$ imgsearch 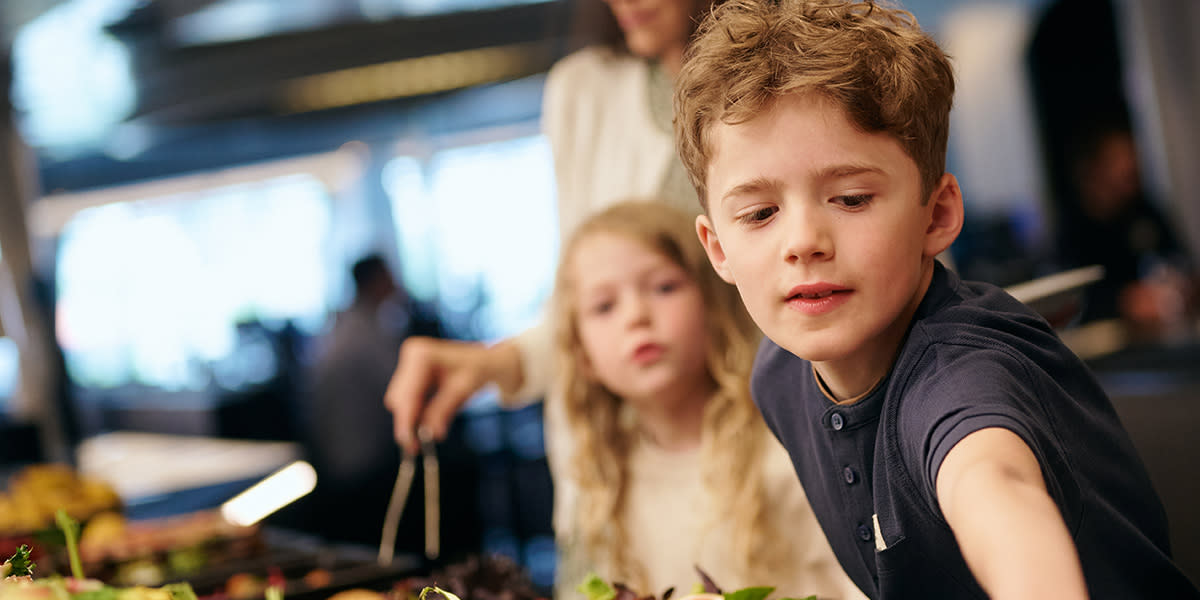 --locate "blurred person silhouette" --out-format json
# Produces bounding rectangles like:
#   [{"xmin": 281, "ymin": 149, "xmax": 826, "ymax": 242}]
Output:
[
  {"xmin": 304, "ymin": 253, "xmax": 412, "ymax": 545},
  {"xmin": 1059, "ymin": 117, "xmax": 1195, "ymax": 329},
  {"xmin": 1027, "ymin": 0, "xmax": 1196, "ymax": 331}
]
